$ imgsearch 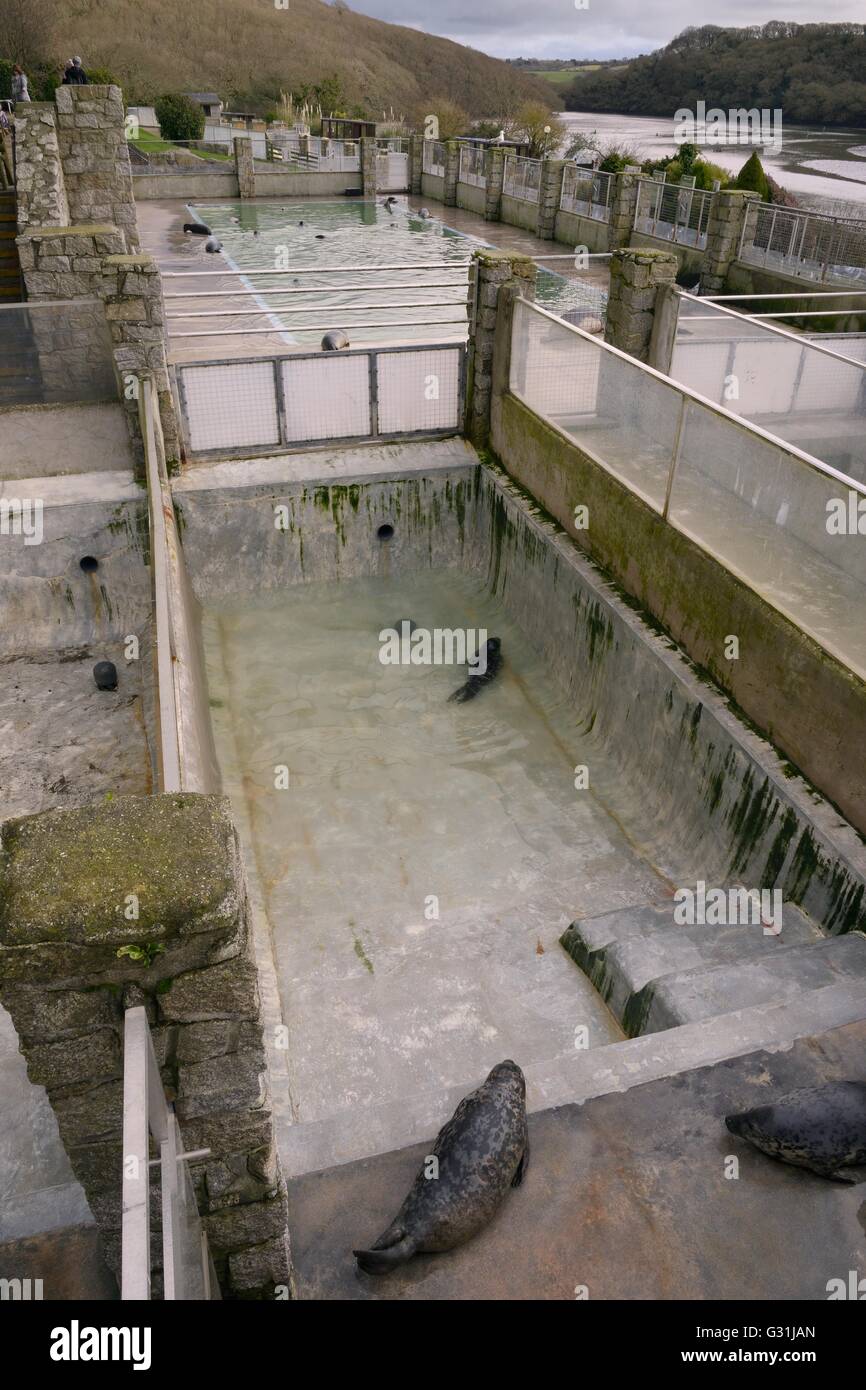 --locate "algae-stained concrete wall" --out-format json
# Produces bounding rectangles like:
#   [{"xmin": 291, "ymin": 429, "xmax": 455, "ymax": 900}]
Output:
[
  {"xmin": 456, "ymin": 181, "xmax": 486, "ymax": 216},
  {"xmin": 501, "ymin": 194, "xmax": 539, "ymax": 234},
  {"xmin": 490, "ymin": 390, "xmax": 866, "ymax": 836},
  {"xmin": 421, "ymin": 172, "xmax": 445, "ymax": 203},
  {"xmin": 132, "ymin": 172, "xmax": 239, "ymax": 200},
  {"xmin": 468, "ymin": 465, "xmax": 866, "ymax": 931}
]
